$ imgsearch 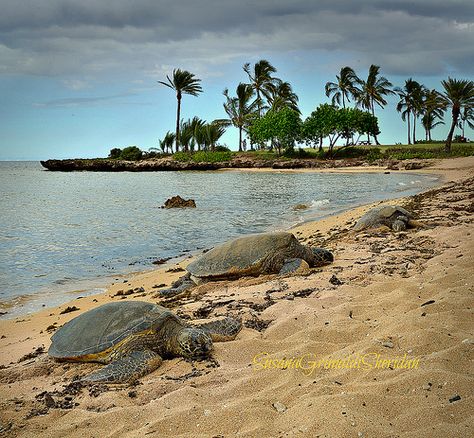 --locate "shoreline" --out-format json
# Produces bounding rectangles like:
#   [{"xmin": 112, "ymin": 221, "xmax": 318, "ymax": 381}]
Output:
[
  {"xmin": 0, "ymin": 167, "xmax": 441, "ymax": 321},
  {"xmin": 0, "ymin": 156, "xmax": 472, "ymax": 437},
  {"xmin": 0, "ymin": 158, "xmax": 468, "ymax": 352}
]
